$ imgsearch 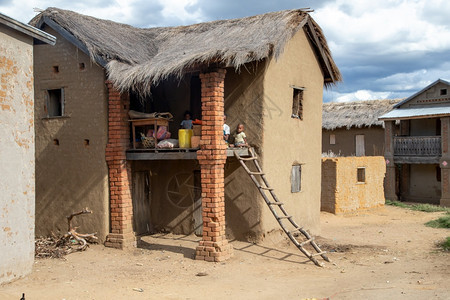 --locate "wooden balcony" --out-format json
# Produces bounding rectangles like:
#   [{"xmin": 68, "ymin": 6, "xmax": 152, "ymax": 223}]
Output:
[{"xmin": 393, "ymin": 136, "xmax": 441, "ymax": 164}]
